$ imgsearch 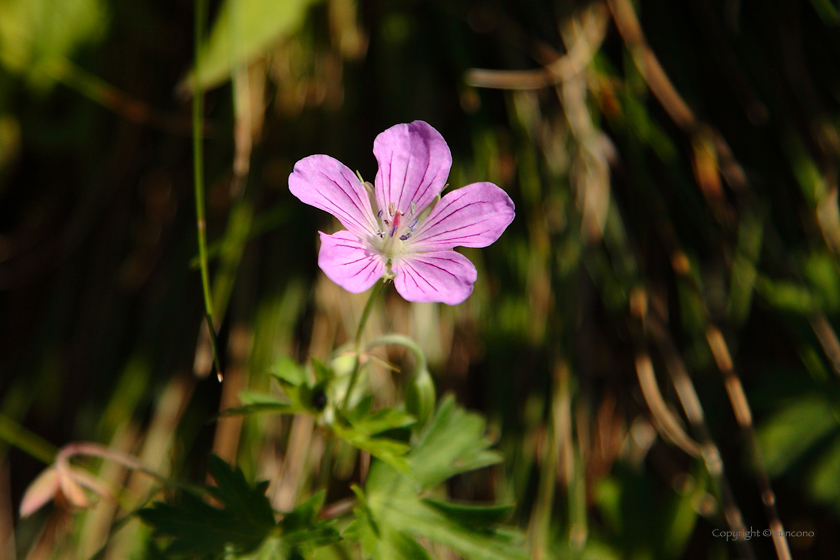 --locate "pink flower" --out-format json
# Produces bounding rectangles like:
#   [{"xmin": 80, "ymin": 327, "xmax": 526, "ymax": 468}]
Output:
[{"xmin": 289, "ymin": 121, "xmax": 515, "ymax": 305}]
